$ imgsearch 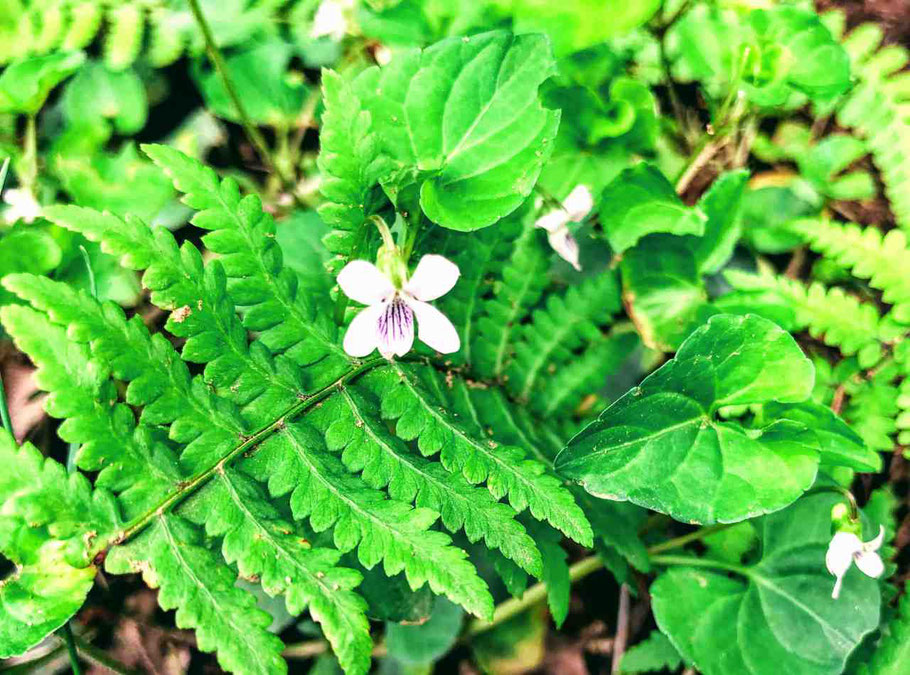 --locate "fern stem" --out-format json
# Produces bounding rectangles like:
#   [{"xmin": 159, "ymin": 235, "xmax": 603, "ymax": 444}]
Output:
[
  {"xmin": 87, "ymin": 356, "xmax": 389, "ymax": 562},
  {"xmin": 185, "ymin": 0, "xmax": 291, "ymax": 186},
  {"xmin": 59, "ymin": 623, "xmax": 82, "ymax": 675},
  {"xmin": 22, "ymin": 114, "xmax": 37, "ymax": 190}
]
